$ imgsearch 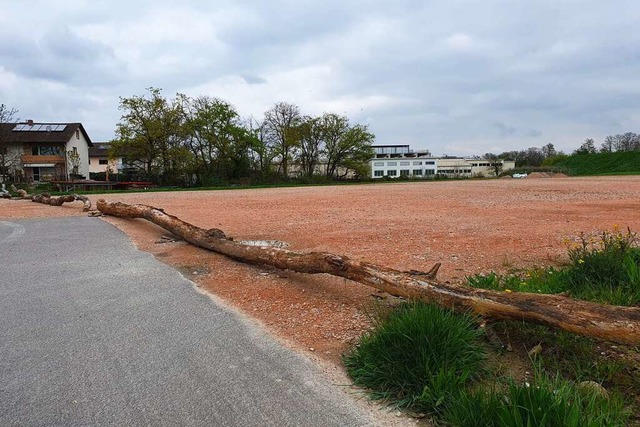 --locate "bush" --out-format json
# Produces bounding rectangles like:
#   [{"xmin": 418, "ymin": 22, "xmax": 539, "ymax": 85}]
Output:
[{"xmin": 343, "ymin": 302, "xmax": 485, "ymax": 413}]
